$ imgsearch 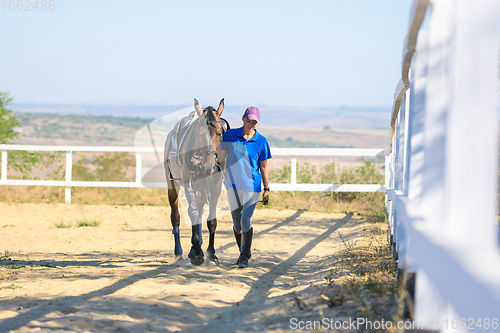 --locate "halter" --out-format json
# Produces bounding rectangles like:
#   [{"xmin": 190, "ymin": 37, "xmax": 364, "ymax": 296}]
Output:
[{"xmin": 188, "ymin": 115, "xmax": 222, "ymax": 171}]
